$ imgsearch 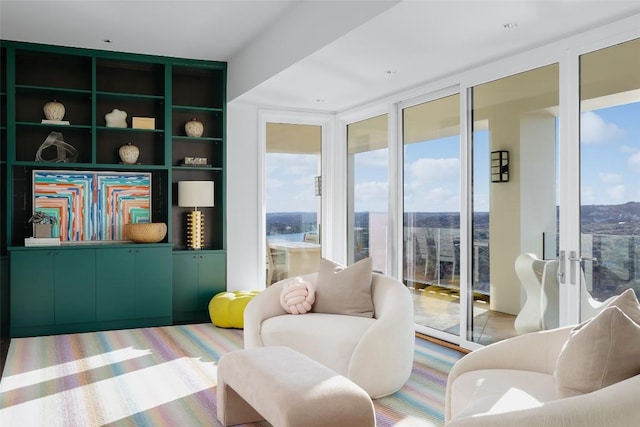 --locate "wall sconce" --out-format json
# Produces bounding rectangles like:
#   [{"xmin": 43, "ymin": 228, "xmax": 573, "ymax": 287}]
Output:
[
  {"xmin": 491, "ymin": 150, "xmax": 509, "ymax": 183},
  {"xmin": 178, "ymin": 181, "xmax": 214, "ymax": 249},
  {"xmin": 314, "ymin": 175, "xmax": 322, "ymax": 196}
]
